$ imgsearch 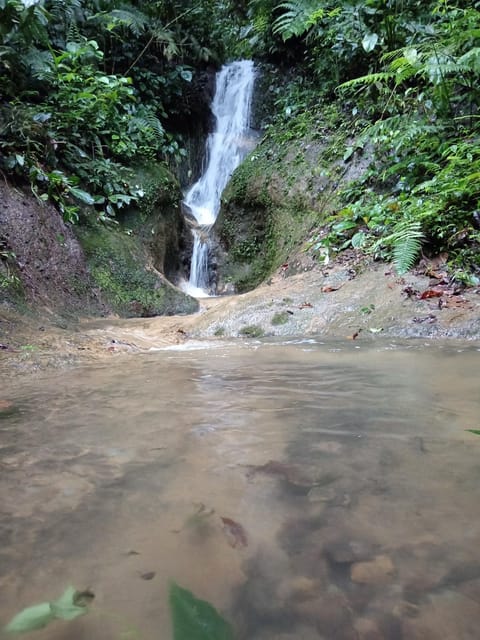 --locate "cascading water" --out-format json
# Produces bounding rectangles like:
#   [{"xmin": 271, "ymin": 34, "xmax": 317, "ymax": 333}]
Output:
[{"xmin": 182, "ymin": 60, "xmax": 256, "ymax": 297}]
